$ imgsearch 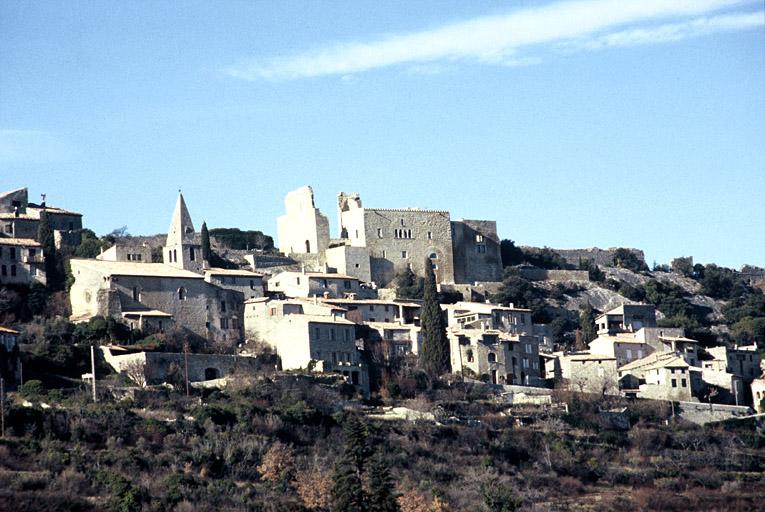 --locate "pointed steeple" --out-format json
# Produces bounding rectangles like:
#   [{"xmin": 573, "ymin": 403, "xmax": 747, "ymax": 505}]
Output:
[
  {"xmin": 166, "ymin": 192, "xmax": 196, "ymax": 247},
  {"xmin": 163, "ymin": 192, "xmax": 203, "ymax": 273}
]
